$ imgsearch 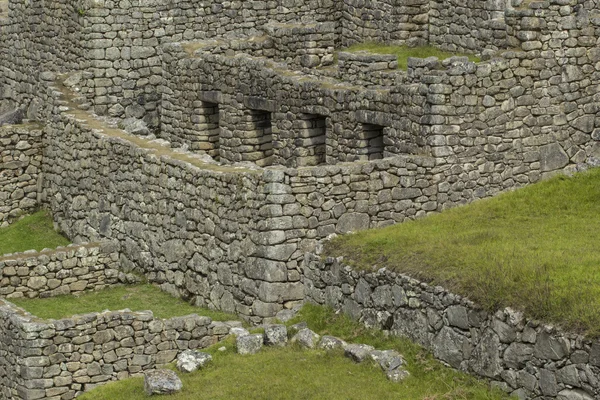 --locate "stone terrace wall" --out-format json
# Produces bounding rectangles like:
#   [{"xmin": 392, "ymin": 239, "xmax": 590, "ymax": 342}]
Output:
[
  {"xmin": 0, "ymin": 124, "xmax": 43, "ymax": 226},
  {"xmin": 0, "ymin": 242, "xmax": 122, "ymax": 300},
  {"xmin": 424, "ymin": 0, "xmax": 600, "ymax": 183},
  {"xmin": 304, "ymin": 253, "xmax": 599, "ymax": 400},
  {"xmin": 429, "ymin": 0, "xmax": 508, "ymax": 53},
  {"xmin": 0, "ymin": 299, "xmax": 234, "ymax": 399},
  {"xmin": 43, "ymin": 104, "xmax": 306, "ymax": 324},
  {"xmin": 0, "ymin": 298, "xmax": 26, "ymax": 400}
]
